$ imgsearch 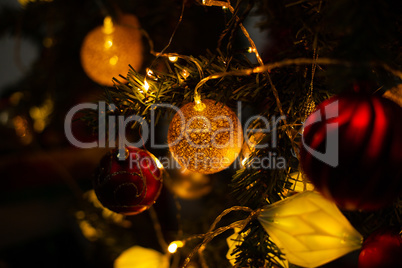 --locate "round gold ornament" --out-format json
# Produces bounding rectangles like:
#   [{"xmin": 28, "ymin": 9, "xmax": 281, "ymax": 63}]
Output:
[
  {"xmin": 80, "ymin": 15, "xmax": 143, "ymax": 86},
  {"xmin": 167, "ymin": 99, "xmax": 243, "ymax": 174}
]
